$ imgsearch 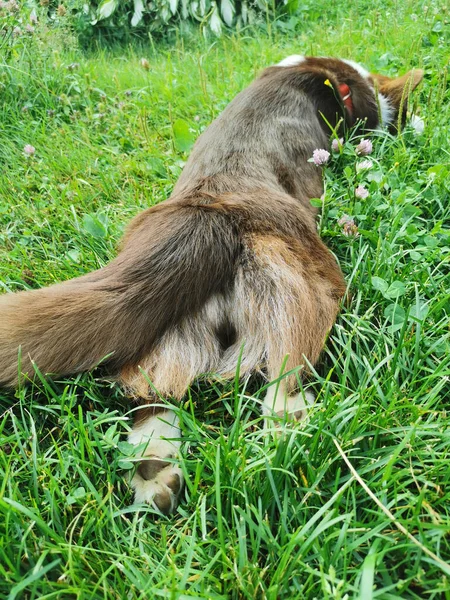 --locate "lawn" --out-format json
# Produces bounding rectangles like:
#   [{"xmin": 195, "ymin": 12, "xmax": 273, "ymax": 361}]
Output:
[{"xmin": 0, "ymin": 0, "xmax": 449, "ymax": 598}]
